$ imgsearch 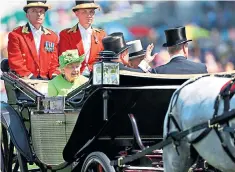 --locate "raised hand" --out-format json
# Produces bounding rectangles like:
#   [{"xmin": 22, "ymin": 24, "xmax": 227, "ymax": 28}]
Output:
[{"xmin": 144, "ymin": 43, "xmax": 155, "ymax": 63}]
